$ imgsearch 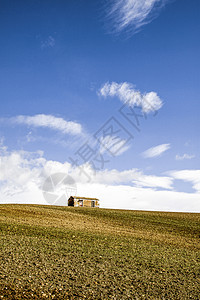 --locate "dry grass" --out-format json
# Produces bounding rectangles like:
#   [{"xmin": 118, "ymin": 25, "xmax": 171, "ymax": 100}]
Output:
[{"xmin": 0, "ymin": 204, "xmax": 200, "ymax": 299}]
